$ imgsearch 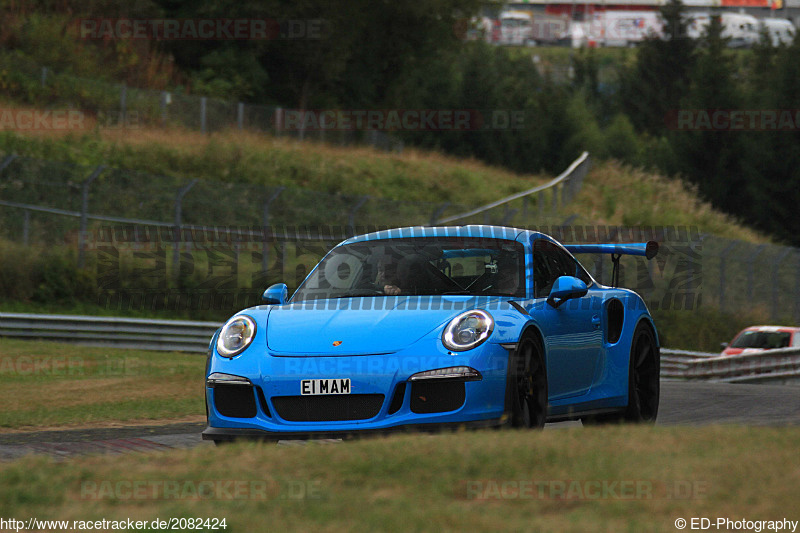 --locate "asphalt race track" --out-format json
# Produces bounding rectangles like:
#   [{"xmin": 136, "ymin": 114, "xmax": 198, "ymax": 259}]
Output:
[
  {"xmin": 657, "ymin": 380, "xmax": 800, "ymax": 426},
  {"xmin": 1, "ymin": 381, "xmax": 798, "ymax": 460}
]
